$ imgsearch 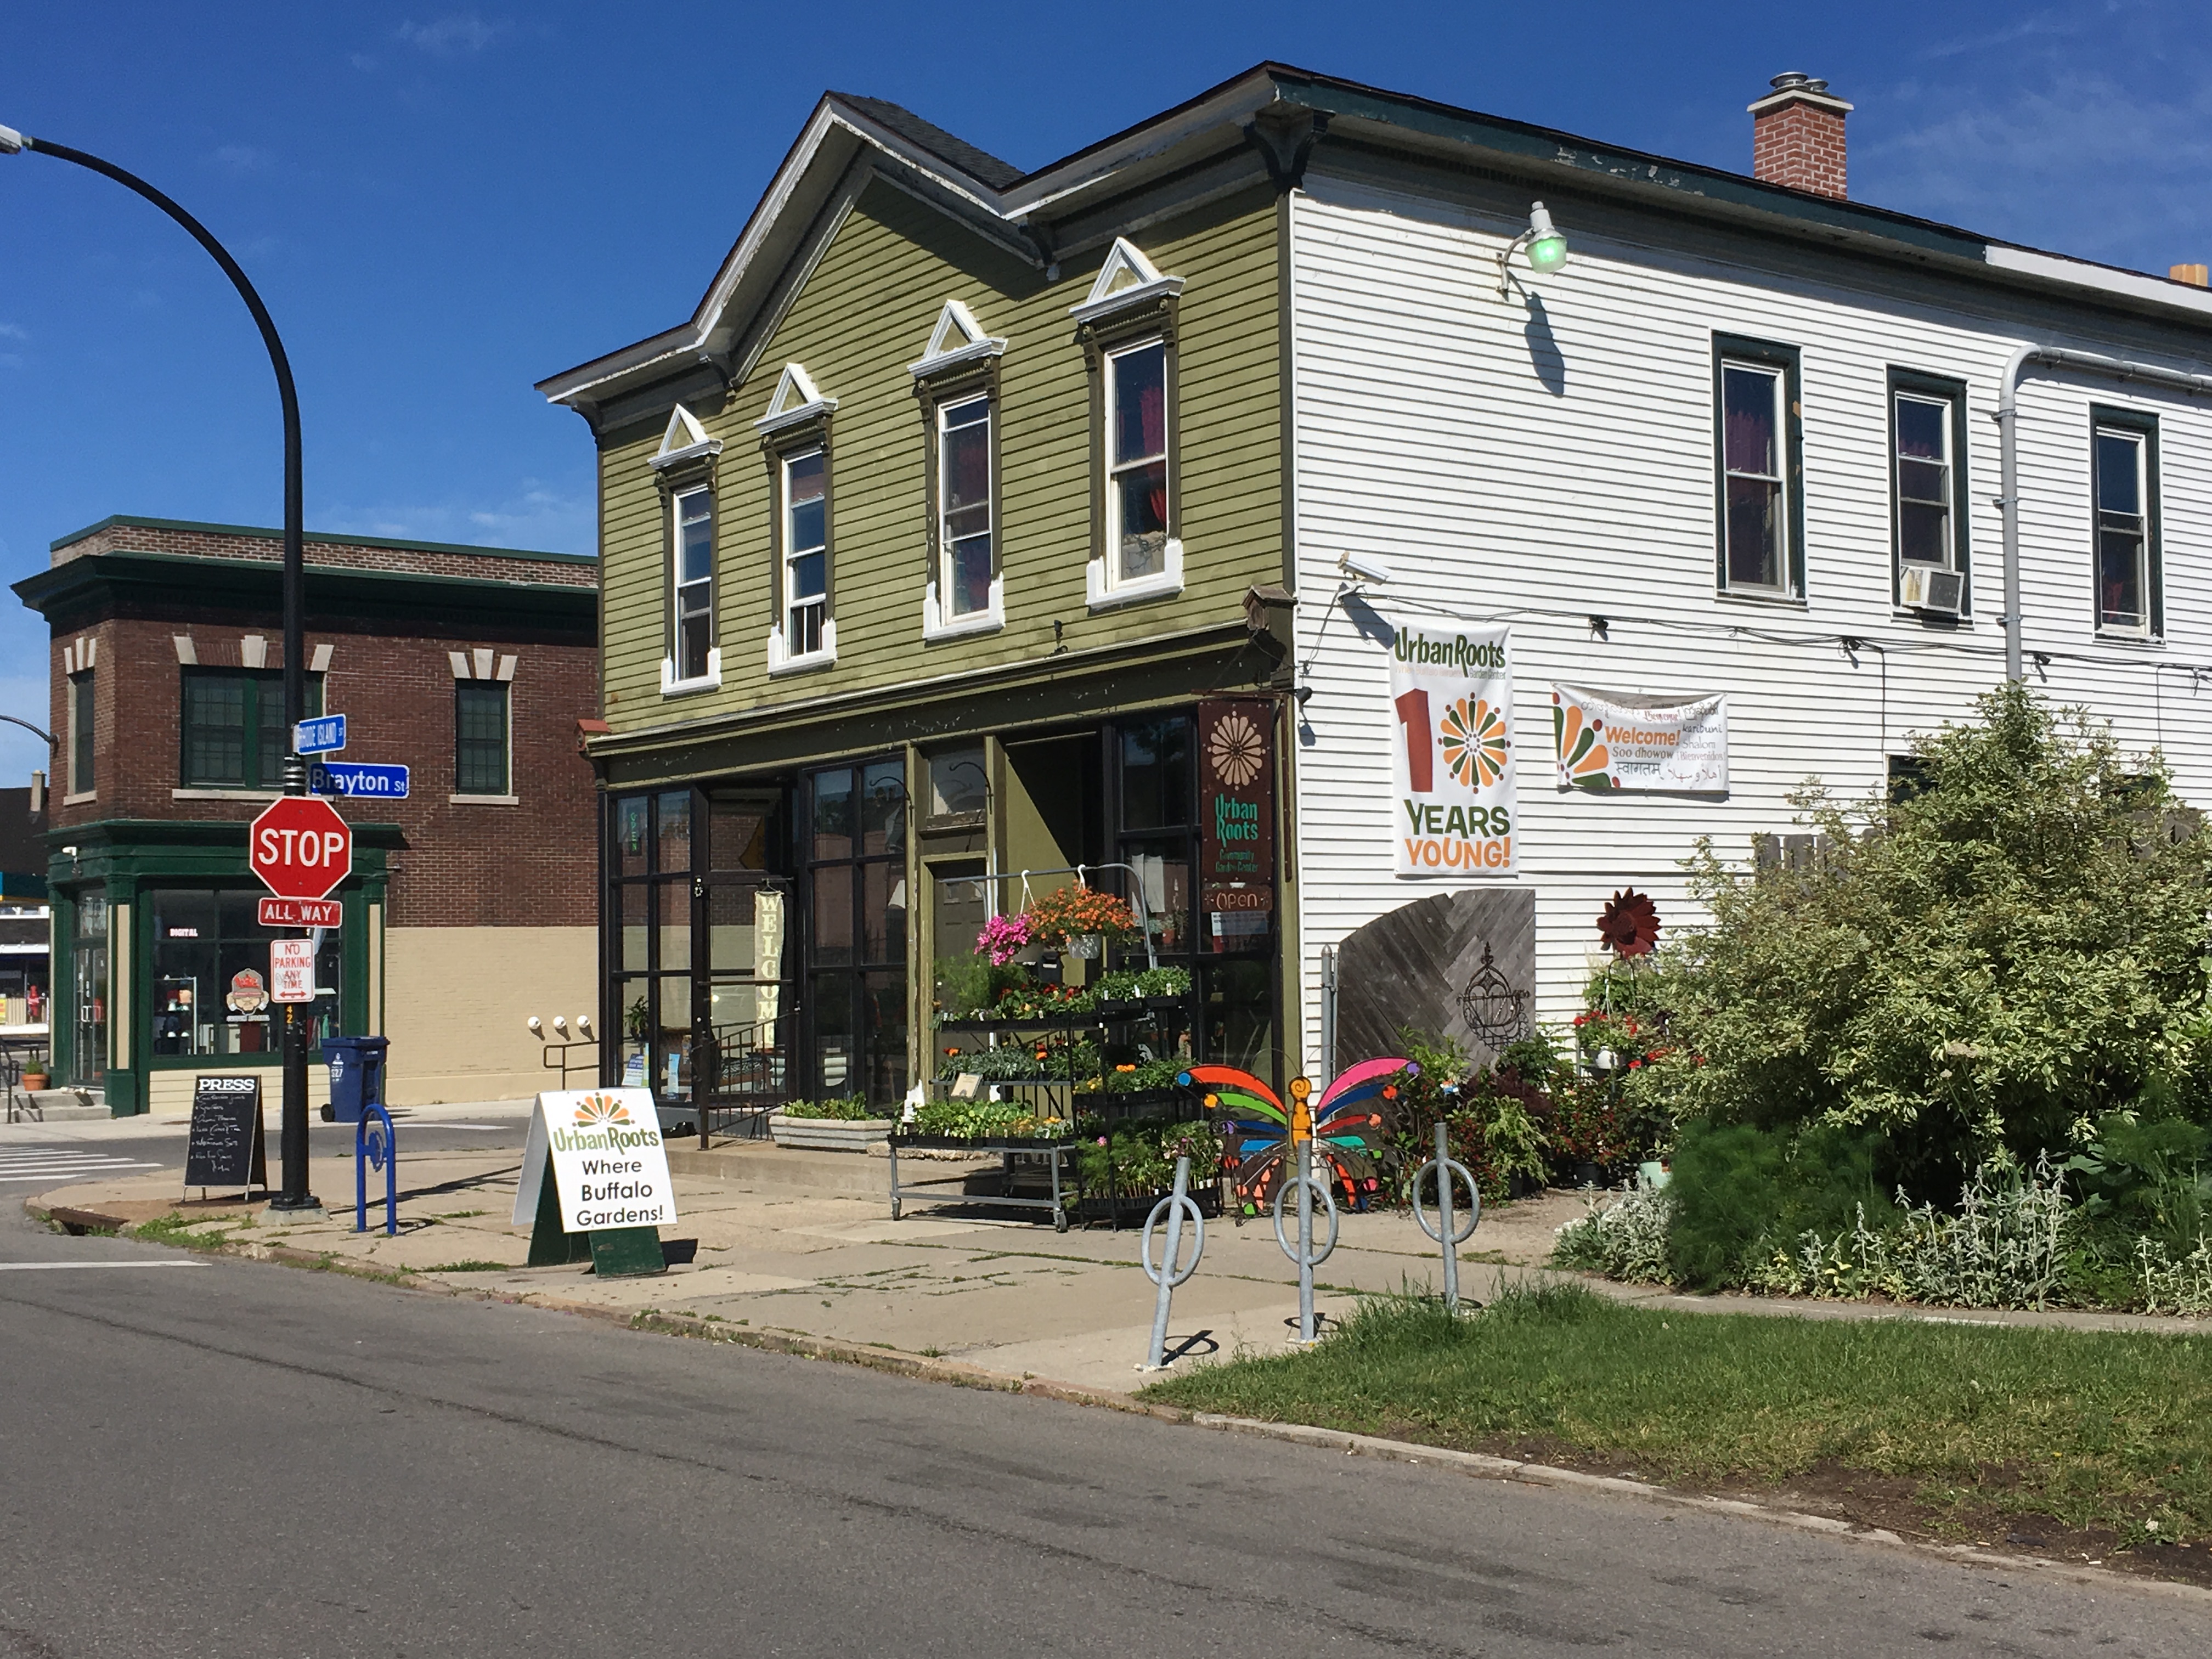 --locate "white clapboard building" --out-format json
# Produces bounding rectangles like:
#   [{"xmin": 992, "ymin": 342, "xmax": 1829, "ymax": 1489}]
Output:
[{"xmin": 1282, "ymin": 70, "xmax": 2212, "ymax": 1053}]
